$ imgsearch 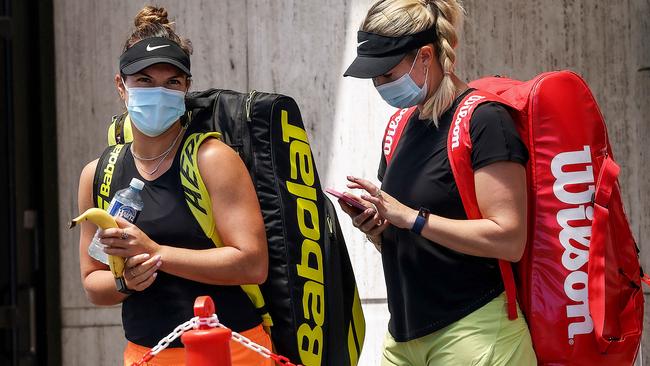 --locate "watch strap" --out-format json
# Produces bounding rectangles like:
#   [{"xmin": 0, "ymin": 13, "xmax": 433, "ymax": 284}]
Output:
[{"xmin": 411, "ymin": 207, "xmax": 430, "ymax": 235}]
